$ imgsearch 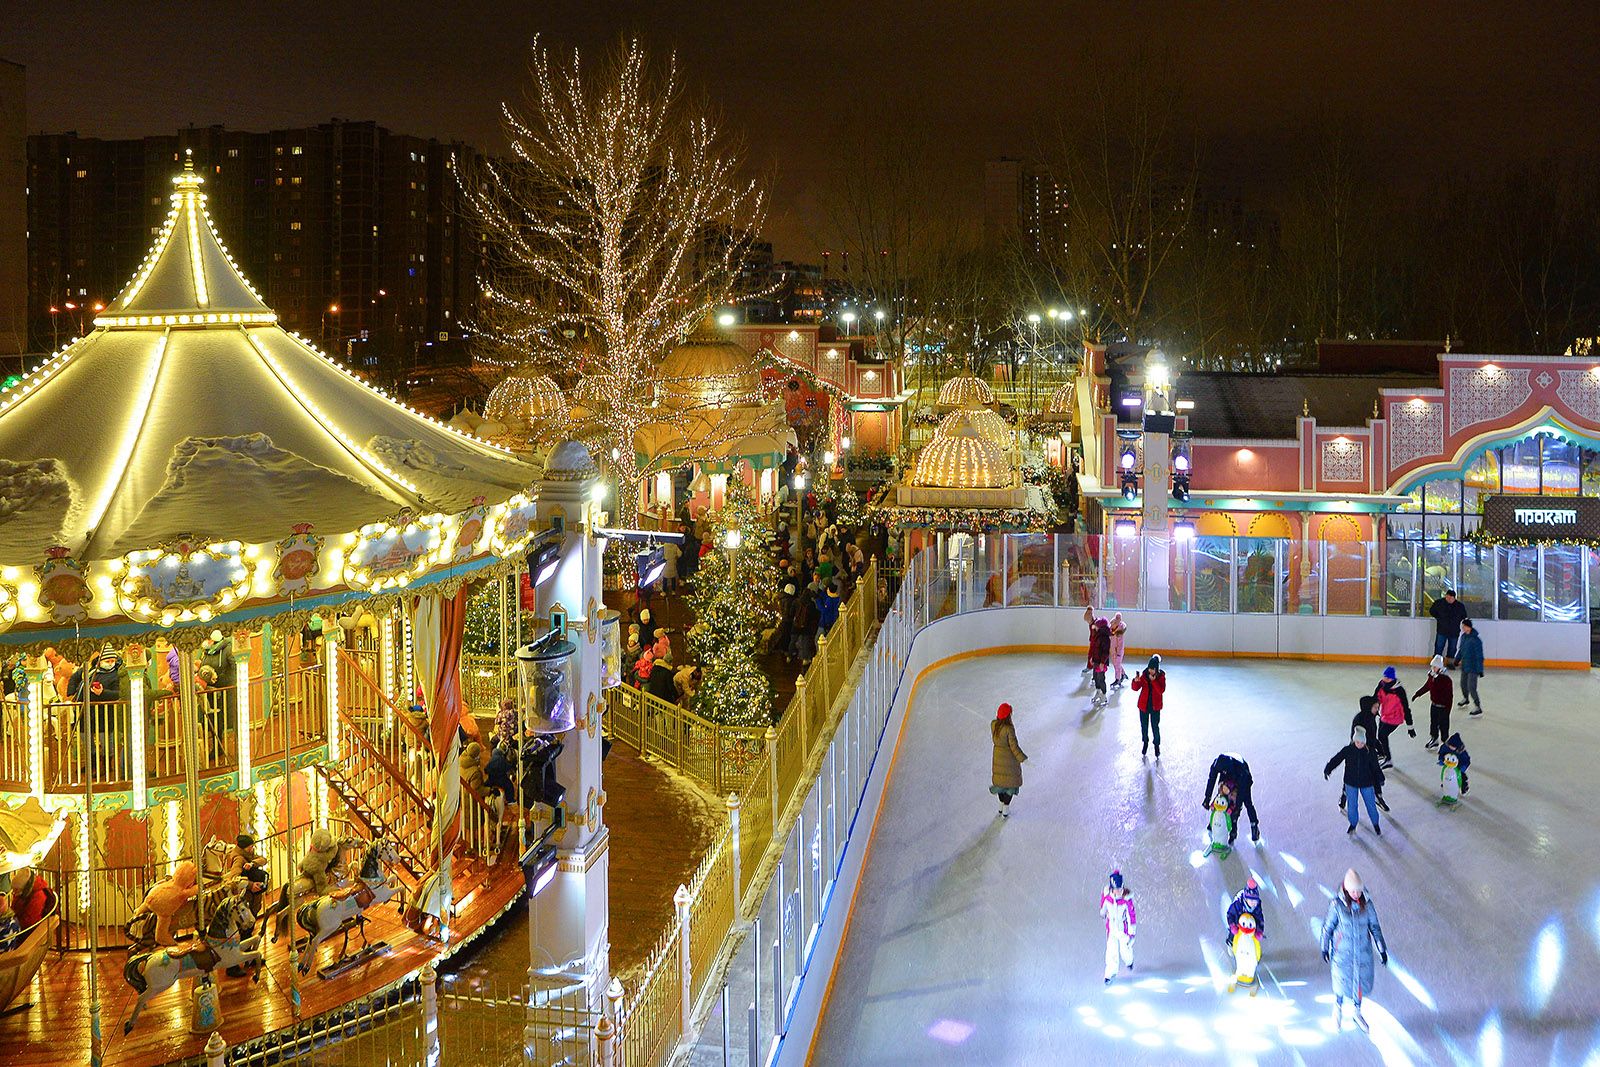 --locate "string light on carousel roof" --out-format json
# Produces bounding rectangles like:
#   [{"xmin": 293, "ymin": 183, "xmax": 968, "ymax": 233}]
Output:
[
  {"xmin": 939, "ymin": 407, "xmax": 1011, "ymax": 447},
  {"xmin": 912, "ymin": 422, "xmax": 1012, "ymax": 489},
  {"xmin": 485, "ymin": 371, "xmax": 568, "ymax": 425}
]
